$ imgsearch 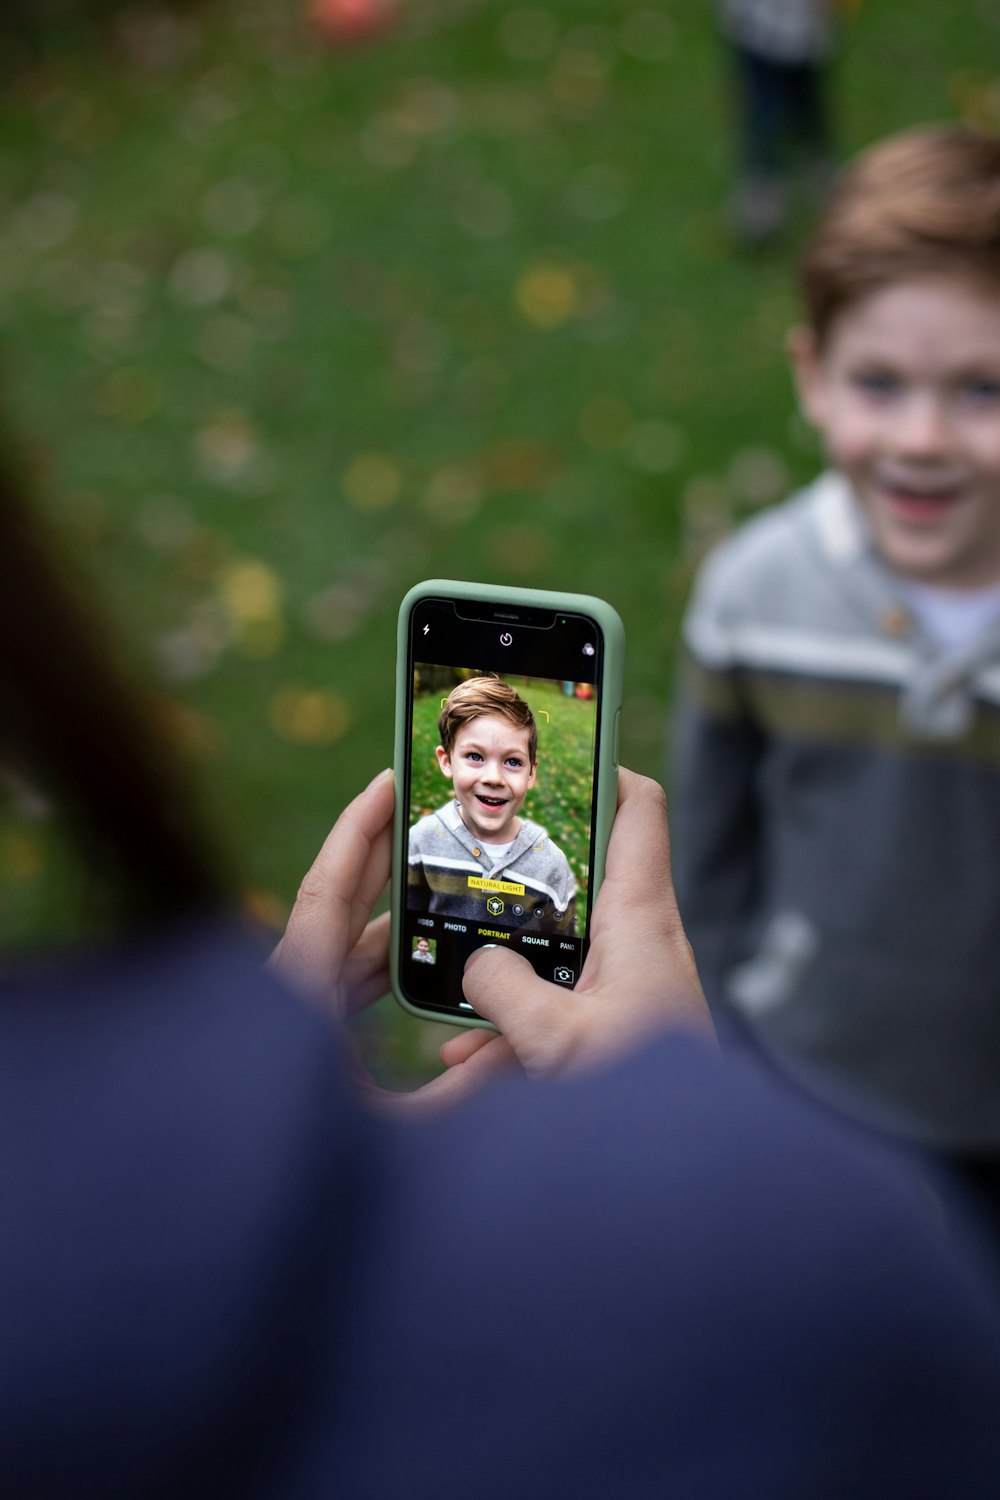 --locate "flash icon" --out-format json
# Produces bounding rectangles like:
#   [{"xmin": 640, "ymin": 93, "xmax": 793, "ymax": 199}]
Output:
[{"xmin": 422, "ymin": 624, "xmax": 430, "ymax": 636}]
